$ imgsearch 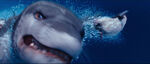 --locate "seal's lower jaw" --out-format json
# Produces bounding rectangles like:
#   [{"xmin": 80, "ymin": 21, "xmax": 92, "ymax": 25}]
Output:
[{"xmin": 17, "ymin": 35, "xmax": 72, "ymax": 63}]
